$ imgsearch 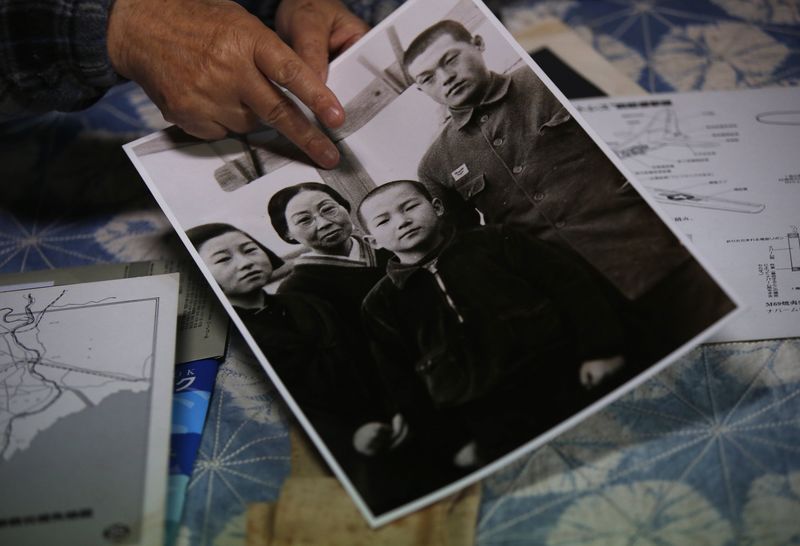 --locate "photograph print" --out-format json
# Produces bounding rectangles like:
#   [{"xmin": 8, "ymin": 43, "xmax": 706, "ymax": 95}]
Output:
[{"xmin": 125, "ymin": 0, "xmax": 739, "ymax": 526}]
